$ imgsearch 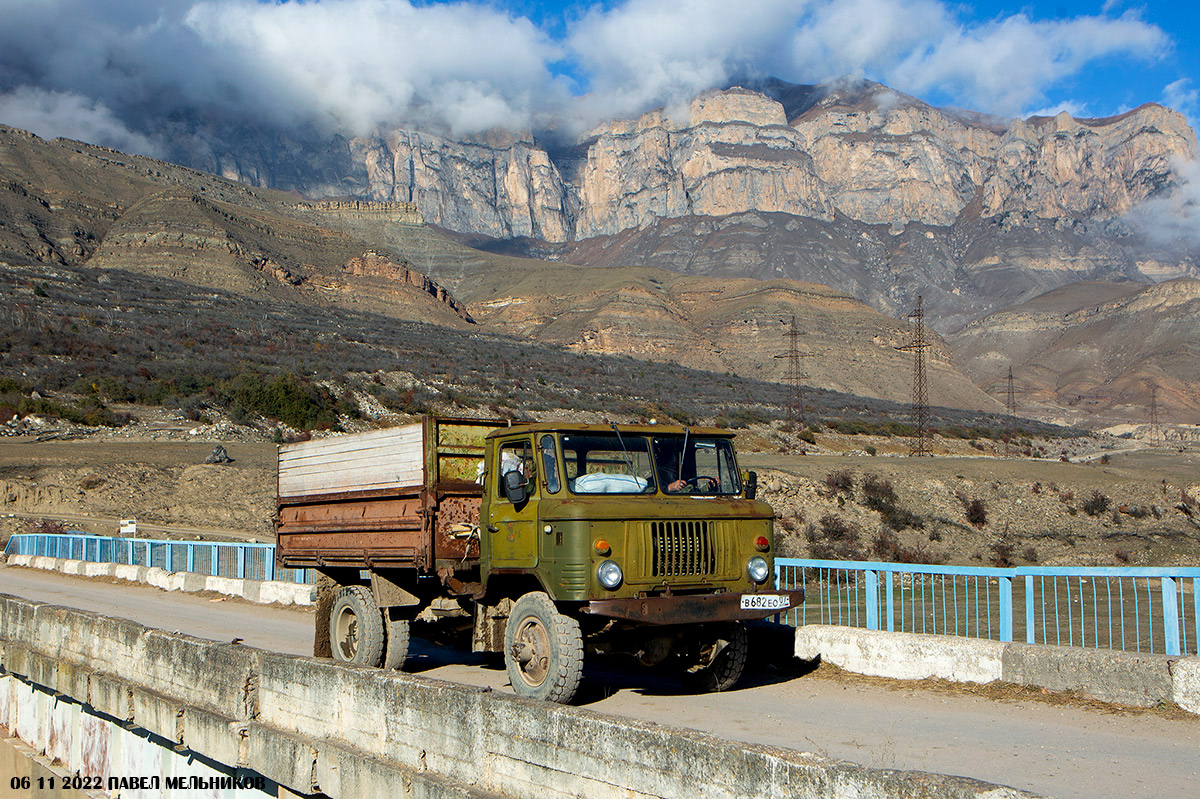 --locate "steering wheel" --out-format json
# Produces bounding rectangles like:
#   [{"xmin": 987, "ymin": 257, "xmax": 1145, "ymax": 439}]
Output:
[{"xmin": 684, "ymin": 475, "xmax": 719, "ymax": 493}]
